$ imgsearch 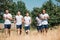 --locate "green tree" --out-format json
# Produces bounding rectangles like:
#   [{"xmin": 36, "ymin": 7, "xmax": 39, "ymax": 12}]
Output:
[
  {"xmin": 17, "ymin": 1, "xmax": 27, "ymax": 16},
  {"xmin": 31, "ymin": 7, "xmax": 41, "ymax": 28},
  {"xmin": 0, "ymin": 0, "xmax": 13, "ymax": 22},
  {"xmin": 56, "ymin": 0, "xmax": 60, "ymax": 2},
  {"xmin": 31, "ymin": 0, "xmax": 60, "ymax": 28}
]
